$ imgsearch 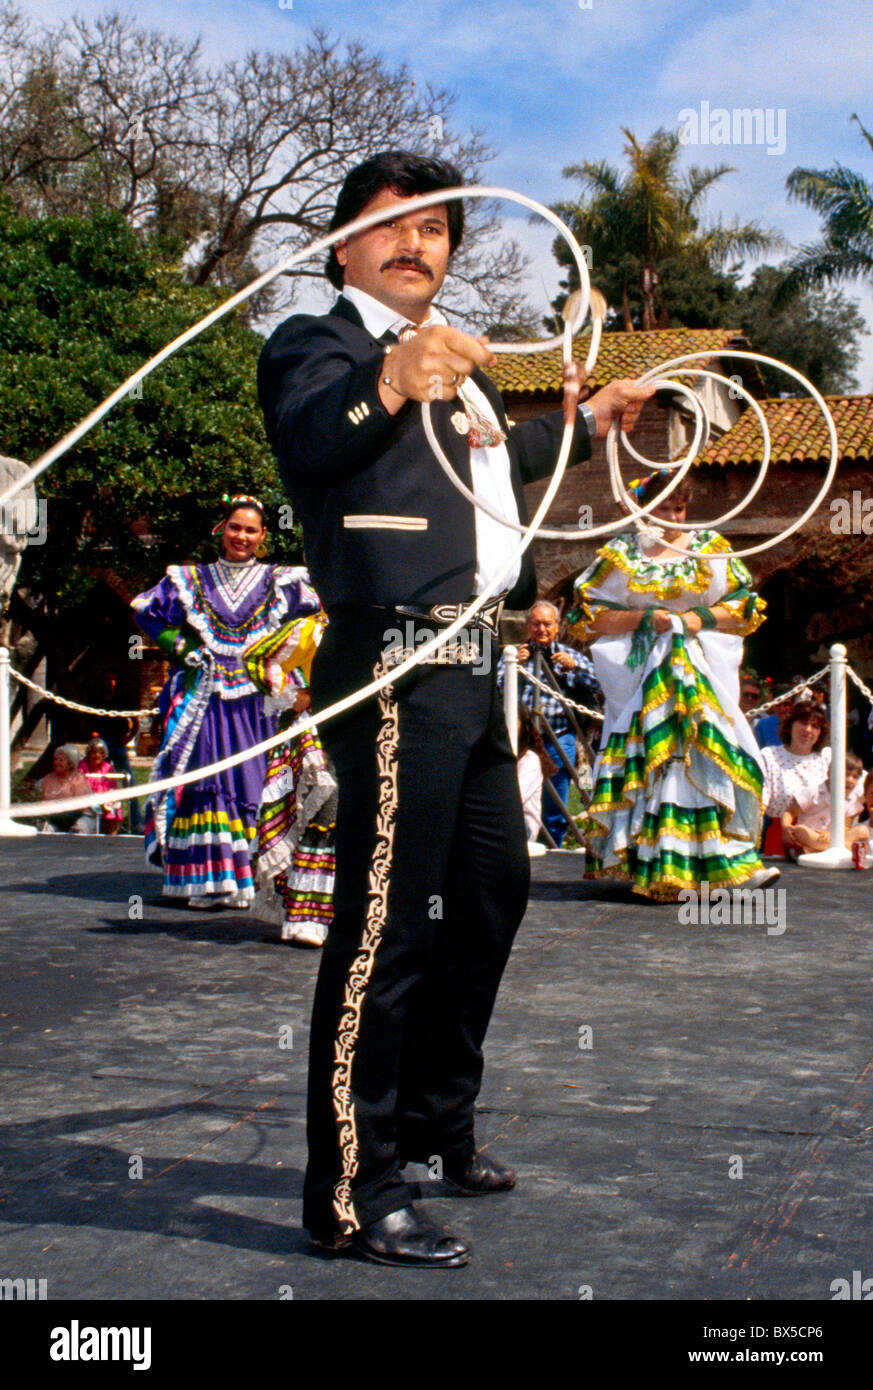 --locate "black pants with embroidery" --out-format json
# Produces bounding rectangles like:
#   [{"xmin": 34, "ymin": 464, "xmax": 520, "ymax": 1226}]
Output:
[{"xmin": 301, "ymin": 609, "xmax": 530, "ymax": 1241}]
